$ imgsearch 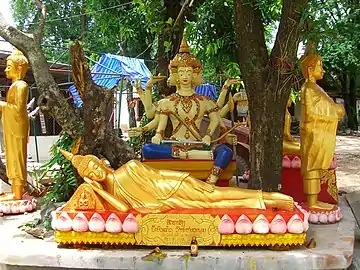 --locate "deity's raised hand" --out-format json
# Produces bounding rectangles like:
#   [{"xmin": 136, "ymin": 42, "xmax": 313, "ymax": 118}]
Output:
[
  {"xmin": 128, "ymin": 127, "xmax": 143, "ymax": 138},
  {"xmin": 224, "ymin": 78, "xmax": 243, "ymax": 89},
  {"xmin": 146, "ymin": 73, "xmax": 167, "ymax": 88}
]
